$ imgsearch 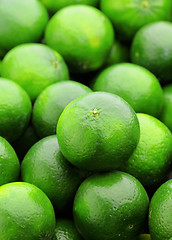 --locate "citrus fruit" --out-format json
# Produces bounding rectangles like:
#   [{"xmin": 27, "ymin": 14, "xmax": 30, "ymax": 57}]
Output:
[
  {"xmin": 0, "ymin": 182, "xmax": 55, "ymax": 240},
  {"xmin": 100, "ymin": 0, "xmax": 171, "ymax": 41},
  {"xmin": 32, "ymin": 81, "xmax": 92, "ymax": 138},
  {"xmin": 45, "ymin": 5, "xmax": 114, "ymax": 73},
  {"xmin": 149, "ymin": 179, "xmax": 172, "ymax": 240},
  {"xmin": 41, "ymin": 0, "xmax": 99, "ymax": 12},
  {"xmin": 131, "ymin": 21, "xmax": 172, "ymax": 83},
  {"xmin": 121, "ymin": 113, "xmax": 172, "ymax": 187},
  {"xmin": 160, "ymin": 84, "xmax": 172, "ymax": 132},
  {"xmin": 53, "ymin": 219, "xmax": 83, "ymax": 240},
  {"xmin": 0, "ymin": 59, "xmax": 2, "ymax": 75},
  {"xmin": 21, "ymin": 135, "xmax": 86, "ymax": 213},
  {"xmin": 73, "ymin": 171, "xmax": 149, "ymax": 240},
  {"xmin": 0, "ymin": 0, "xmax": 48, "ymax": 54},
  {"xmin": 139, "ymin": 234, "xmax": 152, "ymax": 240},
  {"xmin": 57, "ymin": 92, "xmax": 140, "ymax": 171},
  {"xmin": 0, "ymin": 137, "xmax": 20, "ymax": 186},
  {"xmin": 93, "ymin": 63, "xmax": 163, "ymax": 117},
  {"xmin": 105, "ymin": 41, "xmax": 129, "ymax": 67},
  {"xmin": 13, "ymin": 126, "xmax": 39, "ymax": 161},
  {"xmin": 0, "ymin": 78, "xmax": 32, "ymax": 142},
  {"xmin": 1, "ymin": 43, "xmax": 69, "ymax": 101}
]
